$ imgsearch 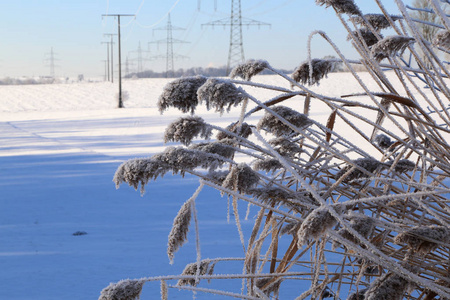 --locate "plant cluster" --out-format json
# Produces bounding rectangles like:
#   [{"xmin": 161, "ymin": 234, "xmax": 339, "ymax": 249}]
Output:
[{"xmin": 101, "ymin": 0, "xmax": 450, "ymax": 299}]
